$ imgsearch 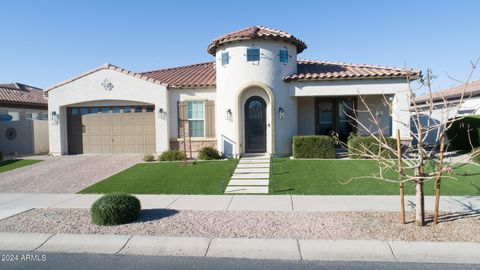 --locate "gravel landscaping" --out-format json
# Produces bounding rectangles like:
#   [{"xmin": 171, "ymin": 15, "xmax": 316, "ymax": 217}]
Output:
[{"xmin": 0, "ymin": 209, "xmax": 479, "ymax": 242}]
